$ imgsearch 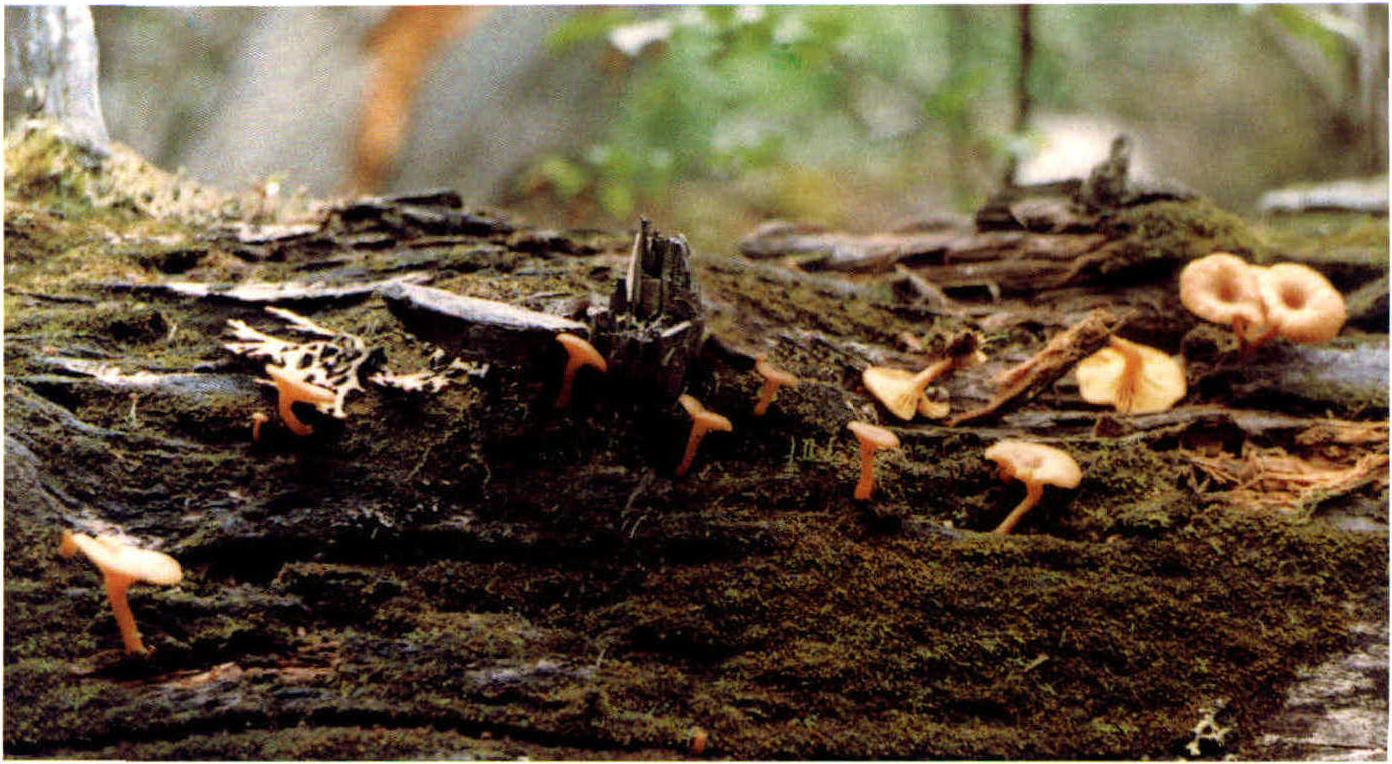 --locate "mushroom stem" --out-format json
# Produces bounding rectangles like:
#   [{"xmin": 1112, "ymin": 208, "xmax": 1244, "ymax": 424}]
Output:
[
  {"xmin": 278, "ymin": 393, "xmax": 314, "ymax": 437},
  {"xmin": 104, "ymin": 574, "xmax": 145, "ymax": 654},
  {"xmin": 676, "ymin": 425, "xmax": 712, "ymax": 478},
  {"xmin": 1234, "ymin": 316, "xmax": 1279, "ymax": 360},
  {"xmin": 1110, "ymin": 338, "xmax": 1143, "ymax": 414},
  {"xmin": 854, "ymin": 440, "xmax": 880, "ymax": 500},
  {"xmin": 555, "ymin": 357, "xmax": 584, "ymax": 409},
  {"xmin": 992, "ymin": 481, "xmax": 1044, "ymax": 535}
]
